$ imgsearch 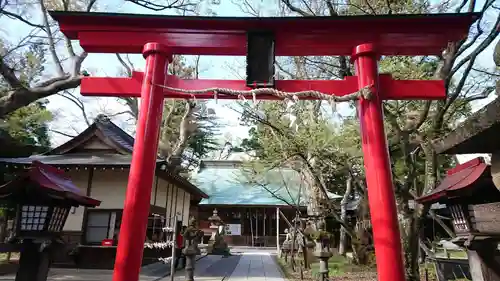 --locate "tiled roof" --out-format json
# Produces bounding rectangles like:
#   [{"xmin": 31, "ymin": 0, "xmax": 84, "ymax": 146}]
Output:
[
  {"xmin": 0, "ymin": 115, "xmax": 208, "ymax": 199},
  {"xmin": 95, "ymin": 120, "xmax": 135, "ymax": 152},
  {"xmin": 47, "ymin": 114, "xmax": 134, "ymax": 155},
  {"xmin": 192, "ymin": 161, "xmax": 309, "ymax": 206},
  {"xmin": 0, "ymin": 154, "xmax": 149, "ymax": 166}
]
